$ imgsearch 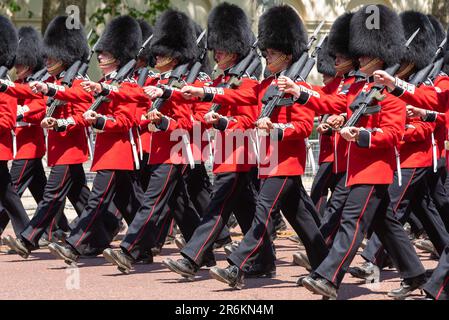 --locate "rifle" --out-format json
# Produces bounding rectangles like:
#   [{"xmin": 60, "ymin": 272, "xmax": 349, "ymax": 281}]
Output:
[
  {"xmin": 258, "ymin": 20, "xmax": 325, "ymax": 120},
  {"xmin": 87, "ymin": 34, "xmax": 153, "ymax": 112},
  {"xmin": 298, "ymin": 35, "xmax": 327, "ymax": 81},
  {"xmin": 185, "ymin": 29, "xmax": 208, "ymax": 84},
  {"xmin": 137, "ymin": 67, "xmax": 151, "ymax": 87},
  {"xmin": 149, "ymin": 31, "xmax": 206, "ymax": 112},
  {"xmin": 409, "ymin": 37, "xmax": 447, "ymax": 86},
  {"xmin": 29, "ymin": 68, "xmax": 50, "ymax": 82},
  {"xmin": 78, "ymin": 30, "xmax": 98, "ymax": 77},
  {"xmin": 209, "ymin": 39, "xmax": 260, "ymax": 113},
  {"xmin": 46, "ymin": 60, "xmax": 82, "ymax": 118},
  {"xmin": 343, "ymin": 28, "xmax": 421, "ymax": 128},
  {"xmin": 134, "ymin": 34, "xmax": 156, "ymax": 87}
]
